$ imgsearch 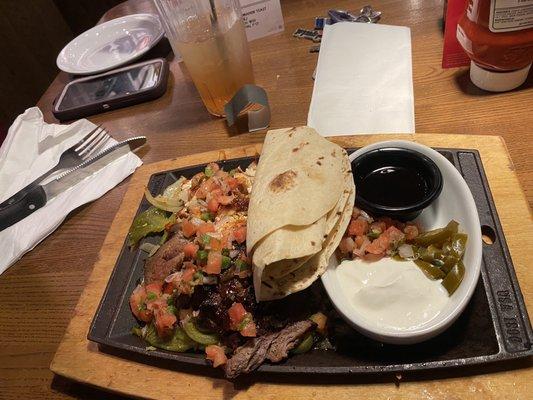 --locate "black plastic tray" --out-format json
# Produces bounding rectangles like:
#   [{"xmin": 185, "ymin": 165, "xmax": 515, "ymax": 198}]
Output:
[{"xmin": 88, "ymin": 148, "xmax": 533, "ymax": 375}]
